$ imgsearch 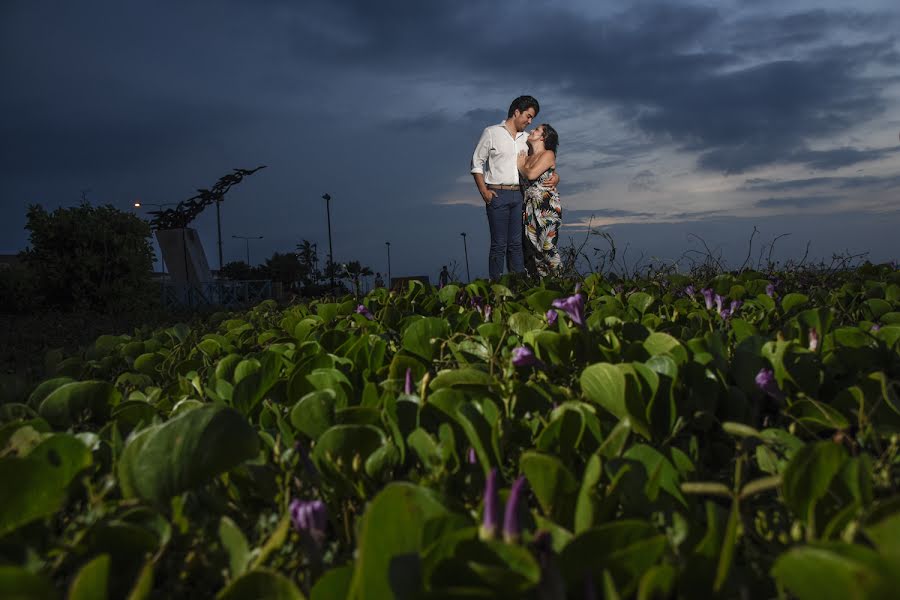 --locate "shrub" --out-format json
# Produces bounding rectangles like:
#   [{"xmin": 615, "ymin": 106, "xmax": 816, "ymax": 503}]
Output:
[{"xmin": 22, "ymin": 203, "xmax": 155, "ymax": 311}]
